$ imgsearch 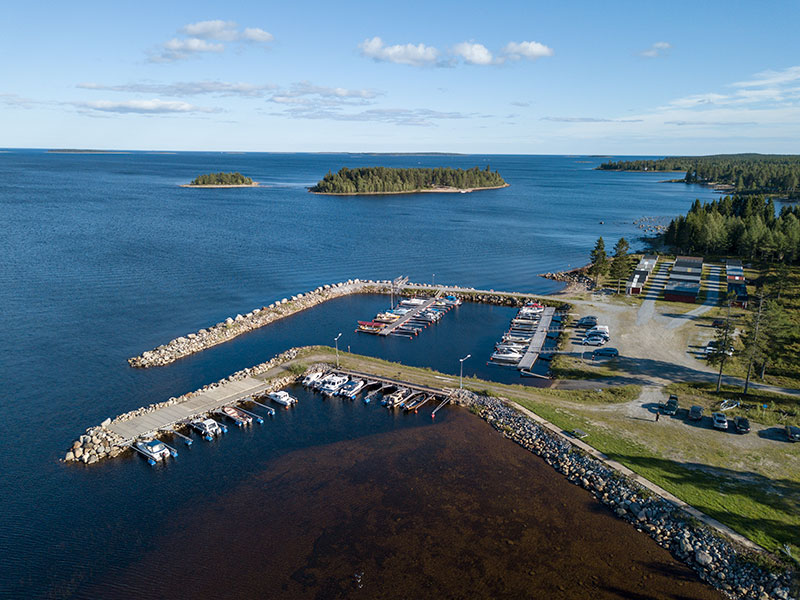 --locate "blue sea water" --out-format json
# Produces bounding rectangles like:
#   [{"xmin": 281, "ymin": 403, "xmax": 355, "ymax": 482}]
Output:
[{"xmin": 0, "ymin": 151, "xmax": 722, "ymax": 598}]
